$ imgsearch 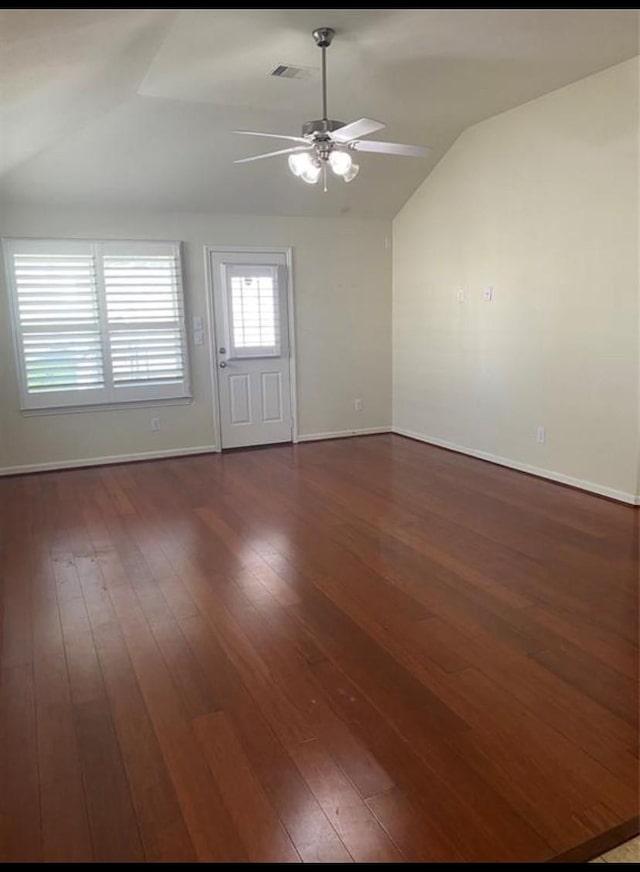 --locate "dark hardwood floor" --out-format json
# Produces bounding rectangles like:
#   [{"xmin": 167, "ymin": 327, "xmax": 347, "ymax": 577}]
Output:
[{"xmin": 0, "ymin": 433, "xmax": 637, "ymax": 862}]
